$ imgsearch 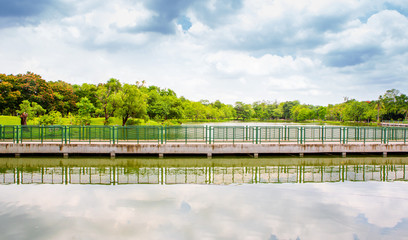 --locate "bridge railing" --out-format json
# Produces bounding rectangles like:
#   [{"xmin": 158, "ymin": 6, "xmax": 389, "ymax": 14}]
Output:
[{"xmin": 1, "ymin": 125, "xmax": 407, "ymax": 144}]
